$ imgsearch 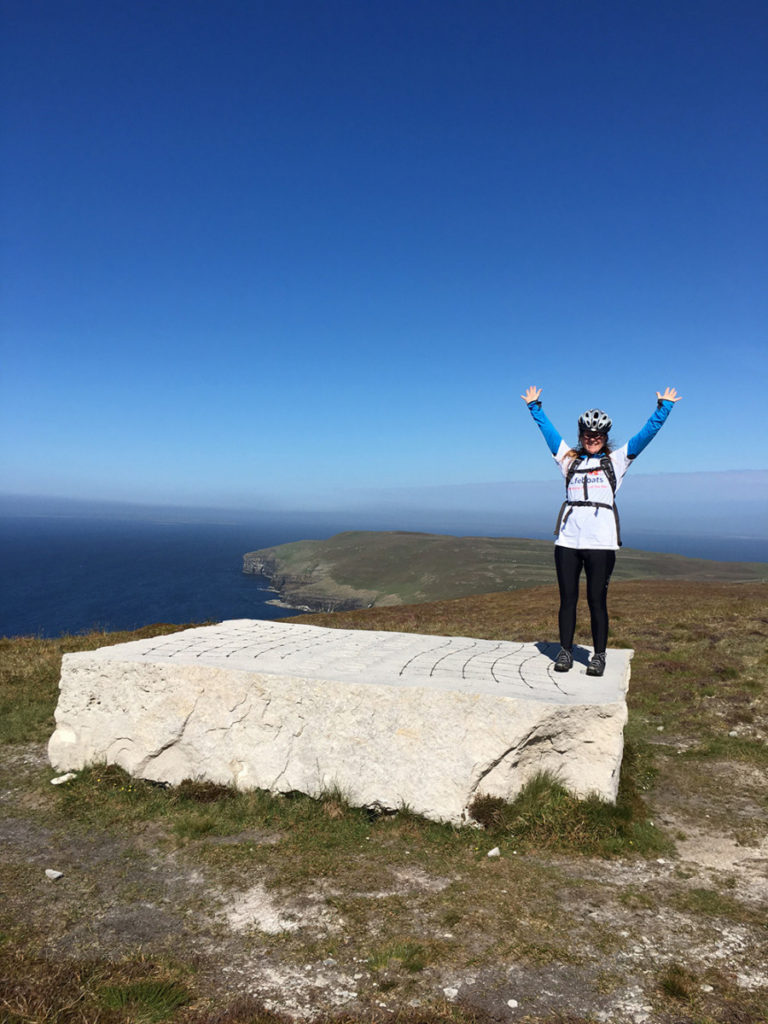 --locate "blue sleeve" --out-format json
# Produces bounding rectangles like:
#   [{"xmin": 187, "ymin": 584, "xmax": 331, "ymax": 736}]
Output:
[
  {"xmin": 627, "ymin": 399, "xmax": 674, "ymax": 459},
  {"xmin": 527, "ymin": 401, "xmax": 563, "ymax": 456}
]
